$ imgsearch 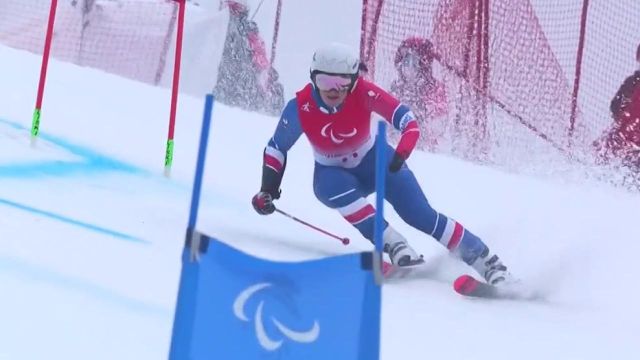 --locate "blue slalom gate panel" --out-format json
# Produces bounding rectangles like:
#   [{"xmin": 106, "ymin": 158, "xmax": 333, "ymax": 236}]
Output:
[
  {"xmin": 171, "ymin": 93, "xmax": 383, "ymax": 360},
  {"xmin": 169, "ymin": 234, "xmax": 381, "ymax": 360}
]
